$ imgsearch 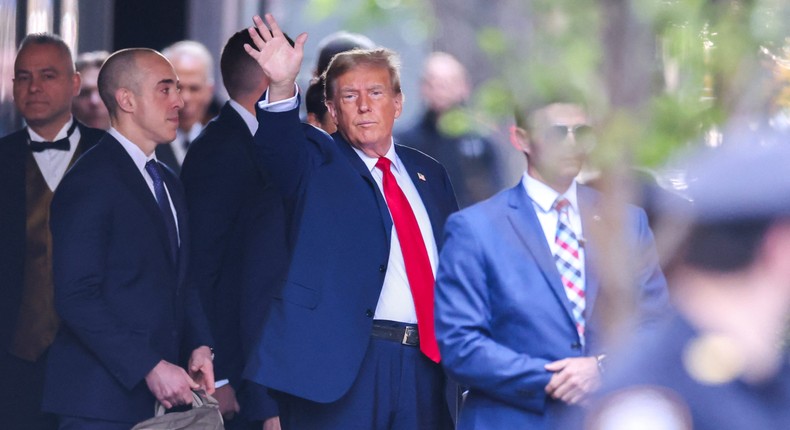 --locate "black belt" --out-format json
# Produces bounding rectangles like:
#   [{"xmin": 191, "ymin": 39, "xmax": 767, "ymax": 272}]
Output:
[{"xmin": 371, "ymin": 322, "xmax": 420, "ymax": 347}]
